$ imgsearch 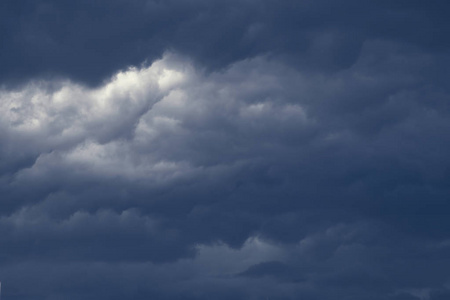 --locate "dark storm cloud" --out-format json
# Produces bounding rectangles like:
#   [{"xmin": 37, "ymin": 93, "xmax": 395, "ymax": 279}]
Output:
[
  {"xmin": 1, "ymin": 0, "xmax": 450, "ymax": 299},
  {"xmin": 1, "ymin": 0, "xmax": 450, "ymax": 86}
]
